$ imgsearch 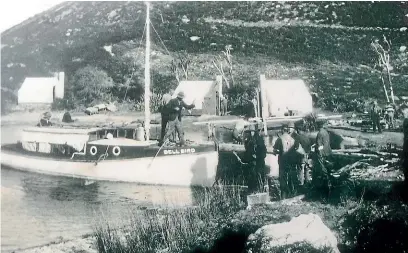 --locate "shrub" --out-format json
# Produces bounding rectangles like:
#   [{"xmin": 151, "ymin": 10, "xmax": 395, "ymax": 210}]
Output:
[
  {"xmin": 71, "ymin": 66, "xmax": 114, "ymax": 105},
  {"xmin": 94, "ymin": 186, "xmax": 245, "ymax": 253},
  {"xmin": 340, "ymin": 201, "xmax": 408, "ymax": 252}
]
